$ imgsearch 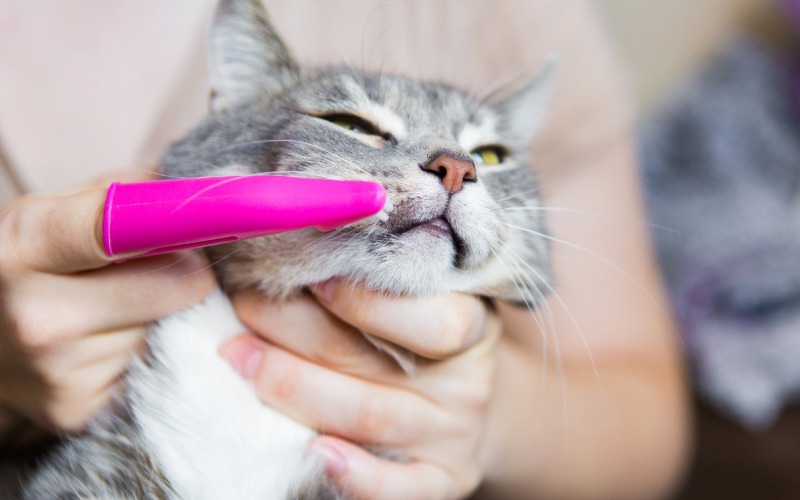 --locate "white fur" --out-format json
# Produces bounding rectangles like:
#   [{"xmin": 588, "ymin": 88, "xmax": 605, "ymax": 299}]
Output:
[
  {"xmin": 360, "ymin": 102, "xmax": 408, "ymax": 140},
  {"xmin": 458, "ymin": 118, "xmax": 498, "ymax": 152},
  {"xmin": 130, "ymin": 289, "xmax": 319, "ymax": 499}
]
